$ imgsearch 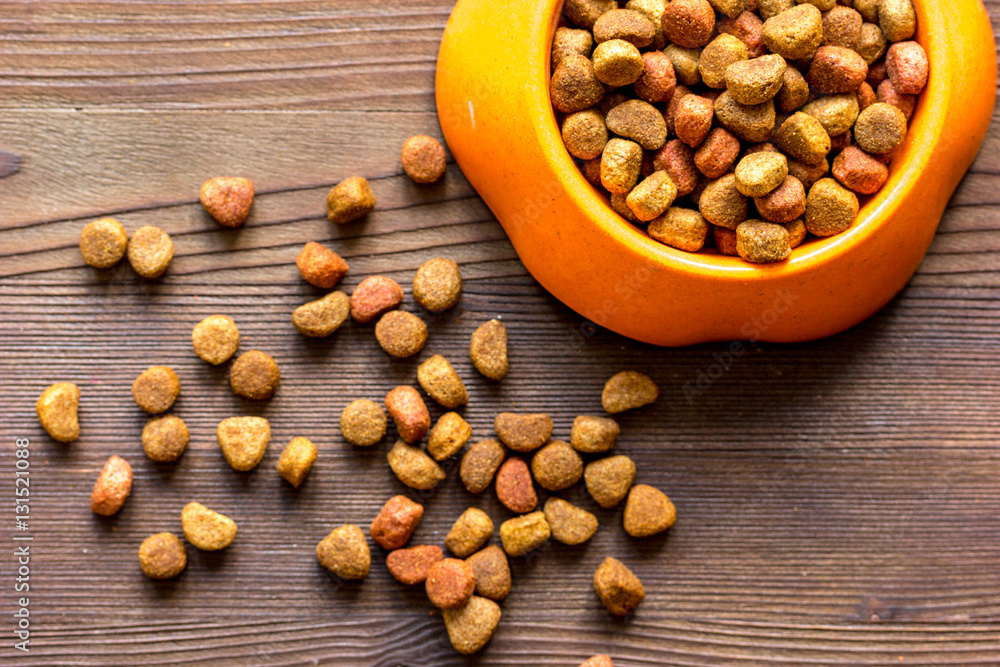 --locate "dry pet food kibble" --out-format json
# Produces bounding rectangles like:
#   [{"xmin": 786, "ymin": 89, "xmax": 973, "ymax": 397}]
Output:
[
  {"xmin": 229, "ymin": 350, "xmax": 280, "ymax": 400},
  {"xmin": 426, "ymin": 558, "xmax": 477, "ymax": 609},
  {"xmin": 544, "ymin": 497, "xmax": 599, "ymax": 546},
  {"xmin": 805, "ymin": 177, "xmax": 859, "ymax": 237},
  {"xmin": 142, "ymin": 414, "xmax": 189, "ymax": 462},
  {"xmin": 127, "ymin": 226, "xmax": 174, "ymax": 279},
  {"xmin": 293, "ymin": 291, "xmax": 350, "ymax": 338},
  {"xmin": 276, "ymin": 436, "xmax": 317, "ymax": 487},
  {"xmin": 296, "ymin": 241, "xmax": 349, "ymax": 288},
  {"xmin": 181, "ymin": 502, "xmax": 238, "ymax": 551},
  {"xmin": 217, "ymin": 416, "xmax": 270, "ymax": 471},
  {"xmin": 465, "ymin": 545, "xmax": 511, "ymax": 601},
  {"xmin": 442, "ymin": 596, "xmax": 502, "ymax": 655},
  {"xmin": 602, "ymin": 371, "xmax": 658, "ymax": 413},
  {"xmin": 571, "ymin": 415, "xmax": 621, "ymax": 453},
  {"xmin": 460, "ymin": 439, "xmax": 506, "ymax": 493},
  {"xmin": 138, "ymin": 533, "xmax": 187, "ymax": 580},
  {"xmin": 446, "ymin": 508, "xmax": 494, "ymax": 558},
  {"xmin": 531, "ymin": 440, "xmax": 584, "ymax": 491},
  {"xmin": 469, "ymin": 319, "xmax": 509, "ymax": 380},
  {"xmin": 593, "ymin": 557, "xmax": 645, "ymax": 616},
  {"xmin": 326, "ymin": 176, "xmax": 376, "ymax": 224},
  {"xmin": 79, "ymin": 218, "xmax": 128, "ymax": 268},
  {"xmin": 623, "ymin": 484, "xmax": 678, "ymax": 537},
  {"xmin": 90, "ymin": 455, "xmax": 132, "ymax": 516},
  {"xmin": 37, "ymin": 382, "xmax": 80, "ymax": 443},
  {"xmin": 401, "ymin": 135, "xmax": 447, "ymax": 184},
  {"xmin": 191, "ymin": 315, "xmax": 240, "ymax": 365},
  {"xmin": 316, "ymin": 524, "xmax": 370, "ymax": 580},
  {"xmin": 340, "ymin": 399, "xmax": 387, "ymax": 447},
  {"xmin": 387, "ymin": 440, "xmax": 446, "ymax": 490},
  {"xmin": 386, "ymin": 545, "xmax": 444, "ymax": 585},
  {"xmin": 499, "ymin": 511, "xmax": 551, "ymax": 557},
  {"xmin": 495, "ymin": 458, "xmax": 538, "ymax": 514},
  {"xmin": 385, "ymin": 386, "xmax": 431, "ymax": 443},
  {"xmin": 417, "ymin": 355, "xmax": 468, "ymax": 408},
  {"xmin": 580, "ymin": 656, "xmax": 614, "ymax": 667},
  {"xmin": 371, "ymin": 495, "xmax": 424, "ymax": 550},
  {"xmin": 200, "ymin": 177, "xmax": 254, "ymax": 228},
  {"xmin": 350, "ymin": 275, "xmax": 404, "ymax": 323},
  {"xmin": 494, "ymin": 412, "xmax": 554, "ymax": 452},
  {"xmin": 427, "ymin": 412, "xmax": 472, "ymax": 461},
  {"xmin": 132, "ymin": 366, "xmax": 180, "ymax": 414},
  {"xmin": 585, "ymin": 455, "xmax": 637, "ymax": 508},
  {"xmin": 412, "ymin": 258, "xmax": 462, "ymax": 312},
  {"xmin": 736, "ymin": 220, "xmax": 792, "ymax": 263}
]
